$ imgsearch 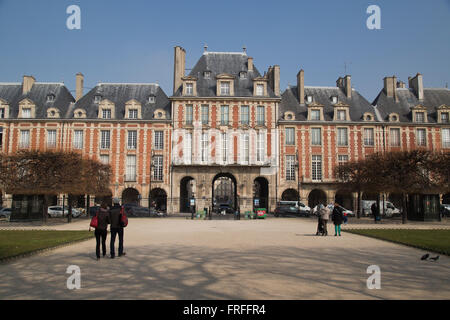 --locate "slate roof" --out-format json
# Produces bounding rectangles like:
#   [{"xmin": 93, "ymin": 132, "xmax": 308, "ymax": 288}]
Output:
[
  {"xmin": 0, "ymin": 82, "xmax": 75, "ymax": 119},
  {"xmin": 372, "ymin": 88, "xmax": 450, "ymax": 123},
  {"xmin": 73, "ymin": 83, "xmax": 171, "ymax": 120},
  {"xmin": 173, "ymin": 52, "xmax": 277, "ymax": 98},
  {"xmin": 279, "ymin": 85, "xmax": 374, "ymax": 121}
]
